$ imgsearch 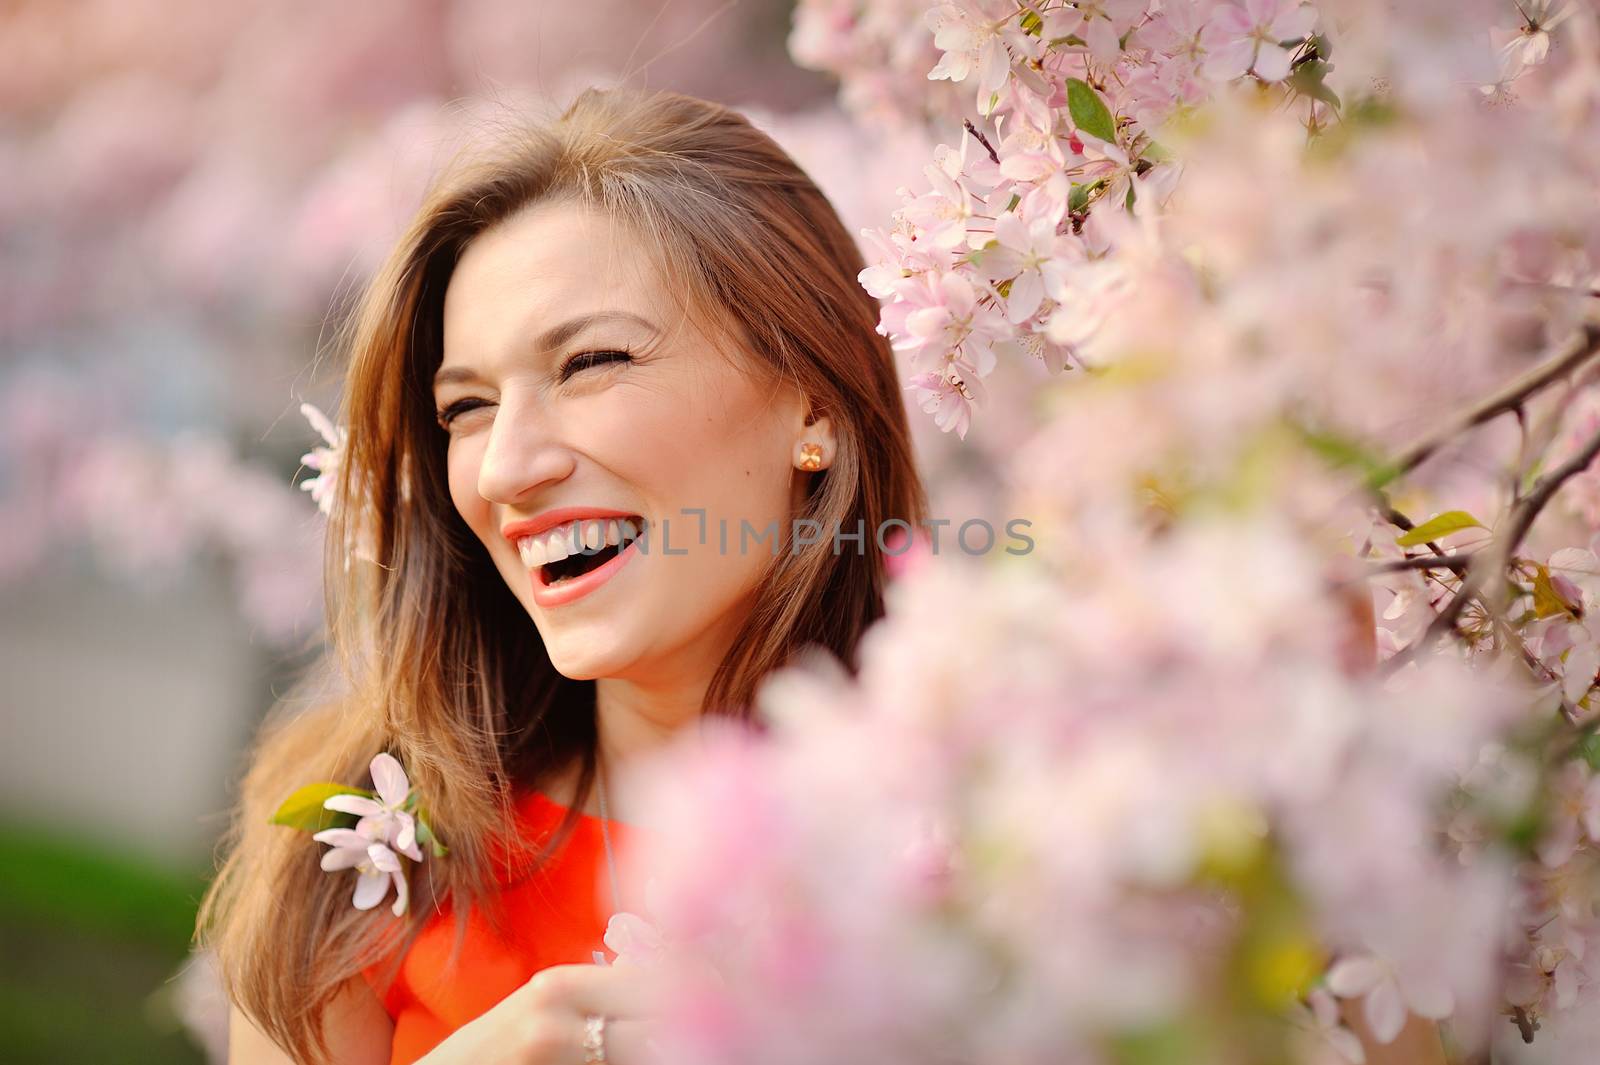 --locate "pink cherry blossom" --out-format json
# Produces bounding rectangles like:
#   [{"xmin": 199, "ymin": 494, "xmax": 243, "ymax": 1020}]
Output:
[
  {"xmin": 1200, "ymin": 0, "xmax": 1318, "ymax": 82},
  {"xmin": 1288, "ymin": 987, "xmax": 1367, "ymax": 1064},
  {"xmin": 898, "ymin": 145, "xmax": 978, "ymax": 250},
  {"xmin": 311, "ymin": 830, "xmax": 410, "ymax": 917},
  {"xmin": 323, "ymin": 752, "xmax": 423, "ymax": 862},
  {"xmin": 296, "ymin": 401, "xmax": 346, "ymax": 518},
  {"xmin": 1535, "ymin": 760, "xmax": 1600, "ymax": 869},
  {"xmin": 885, "ymin": 269, "xmax": 1007, "ymax": 376},
  {"xmin": 604, "ymin": 910, "xmax": 668, "ymax": 969},
  {"xmin": 904, "ymin": 364, "xmax": 988, "ymax": 440},
  {"xmin": 925, "ymin": 1, "xmax": 1015, "ymax": 96},
  {"xmin": 1065, "ymin": 0, "xmax": 1154, "ymax": 62},
  {"xmin": 981, "ymin": 207, "xmax": 1084, "ymax": 323},
  {"xmin": 1325, "ymin": 951, "xmax": 1455, "ymax": 1044},
  {"xmin": 1488, "ymin": 0, "xmax": 1577, "ymax": 87}
]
